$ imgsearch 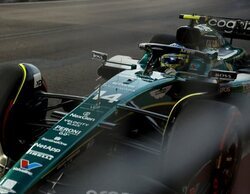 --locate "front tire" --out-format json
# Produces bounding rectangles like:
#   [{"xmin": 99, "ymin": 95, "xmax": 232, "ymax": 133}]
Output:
[
  {"xmin": 1, "ymin": 64, "xmax": 48, "ymax": 161},
  {"xmin": 161, "ymin": 99, "xmax": 243, "ymax": 194}
]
